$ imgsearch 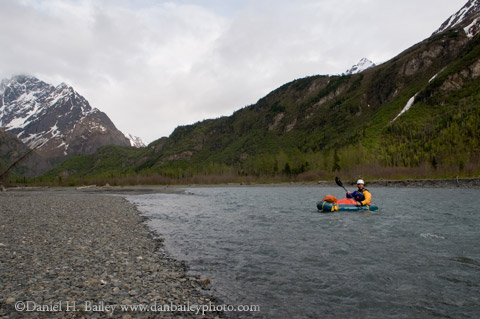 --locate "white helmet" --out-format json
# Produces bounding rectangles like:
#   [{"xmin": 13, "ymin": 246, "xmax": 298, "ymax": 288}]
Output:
[{"xmin": 357, "ymin": 179, "xmax": 365, "ymax": 185}]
